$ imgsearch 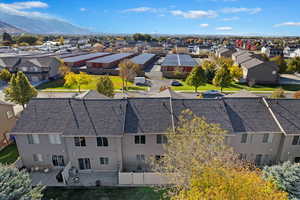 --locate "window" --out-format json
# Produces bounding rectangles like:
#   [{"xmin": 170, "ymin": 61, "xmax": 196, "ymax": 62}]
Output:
[
  {"xmin": 241, "ymin": 134, "xmax": 247, "ymax": 143},
  {"xmin": 27, "ymin": 134, "xmax": 40, "ymax": 144},
  {"xmin": 295, "ymin": 157, "xmax": 300, "ymax": 163},
  {"xmin": 100, "ymin": 157, "xmax": 109, "ymax": 165},
  {"xmin": 255, "ymin": 154, "xmax": 263, "ymax": 166},
  {"xmin": 33, "ymin": 154, "xmax": 43, "ymax": 162},
  {"xmin": 239, "ymin": 153, "xmax": 247, "ymax": 160},
  {"xmin": 52, "ymin": 155, "xmax": 65, "ymax": 167},
  {"xmin": 135, "ymin": 135, "xmax": 146, "ymax": 144},
  {"xmin": 157, "ymin": 135, "xmax": 168, "ymax": 144},
  {"xmin": 49, "ymin": 135, "xmax": 61, "ymax": 144},
  {"xmin": 74, "ymin": 137, "xmax": 86, "ymax": 147},
  {"xmin": 97, "ymin": 137, "xmax": 108, "ymax": 147},
  {"xmin": 155, "ymin": 155, "xmax": 164, "ymax": 161},
  {"xmin": 262, "ymin": 133, "xmax": 273, "ymax": 144},
  {"xmin": 6, "ymin": 111, "xmax": 14, "ymax": 119},
  {"xmin": 136, "ymin": 154, "xmax": 145, "ymax": 162},
  {"xmin": 292, "ymin": 136, "xmax": 300, "ymax": 145},
  {"xmin": 78, "ymin": 158, "xmax": 91, "ymax": 170}
]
